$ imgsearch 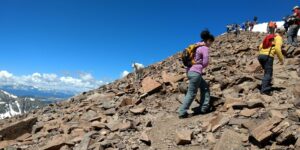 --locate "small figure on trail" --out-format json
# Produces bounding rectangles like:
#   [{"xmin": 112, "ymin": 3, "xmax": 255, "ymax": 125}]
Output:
[
  {"xmin": 241, "ymin": 23, "xmax": 245, "ymax": 31},
  {"xmin": 244, "ymin": 21, "xmax": 250, "ymax": 31},
  {"xmin": 287, "ymin": 6, "xmax": 300, "ymax": 46},
  {"xmin": 258, "ymin": 27, "xmax": 285, "ymax": 95},
  {"xmin": 234, "ymin": 24, "xmax": 240, "ymax": 36},
  {"xmin": 253, "ymin": 16, "xmax": 258, "ymax": 24},
  {"xmin": 226, "ymin": 24, "xmax": 233, "ymax": 33},
  {"xmin": 178, "ymin": 30, "xmax": 215, "ymax": 119},
  {"xmin": 249, "ymin": 21, "xmax": 254, "ymax": 31}
]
